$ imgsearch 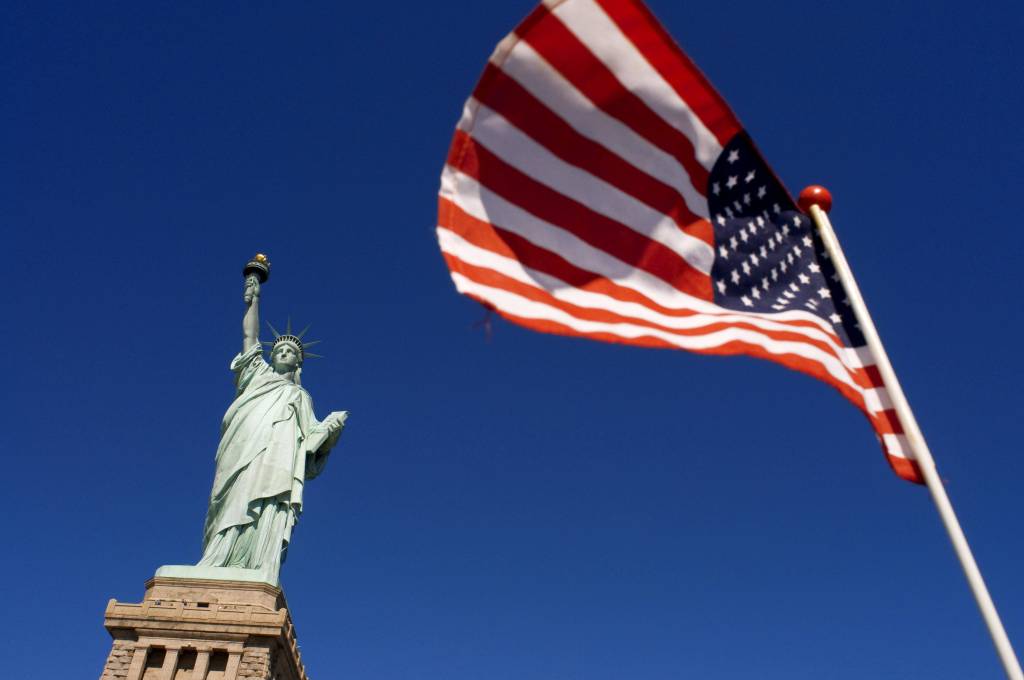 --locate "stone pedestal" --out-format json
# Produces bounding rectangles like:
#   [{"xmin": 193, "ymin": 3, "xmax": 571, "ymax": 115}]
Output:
[{"xmin": 99, "ymin": 577, "xmax": 309, "ymax": 680}]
